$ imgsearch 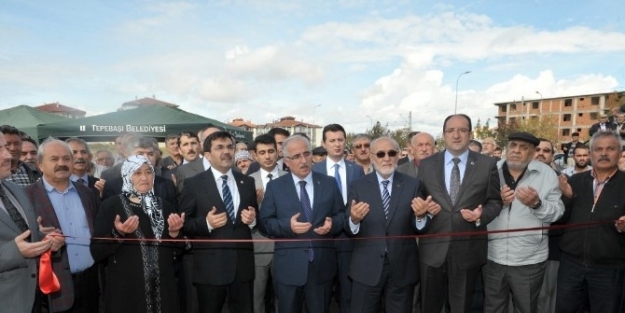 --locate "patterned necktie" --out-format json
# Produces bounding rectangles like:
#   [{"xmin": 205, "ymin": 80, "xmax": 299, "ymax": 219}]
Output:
[
  {"xmin": 298, "ymin": 181, "xmax": 314, "ymax": 262},
  {"xmin": 450, "ymin": 158, "xmax": 461, "ymax": 205},
  {"xmin": 381, "ymin": 180, "xmax": 390, "ymax": 219},
  {"xmin": 334, "ymin": 164, "xmax": 342, "ymax": 193},
  {"xmin": 0, "ymin": 187, "xmax": 29, "ymax": 234},
  {"xmin": 221, "ymin": 175, "xmax": 236, "ymax": 224},
  {"xmin": 76, "ymin": 178, "xmax": 86, "ymax": 187}
]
